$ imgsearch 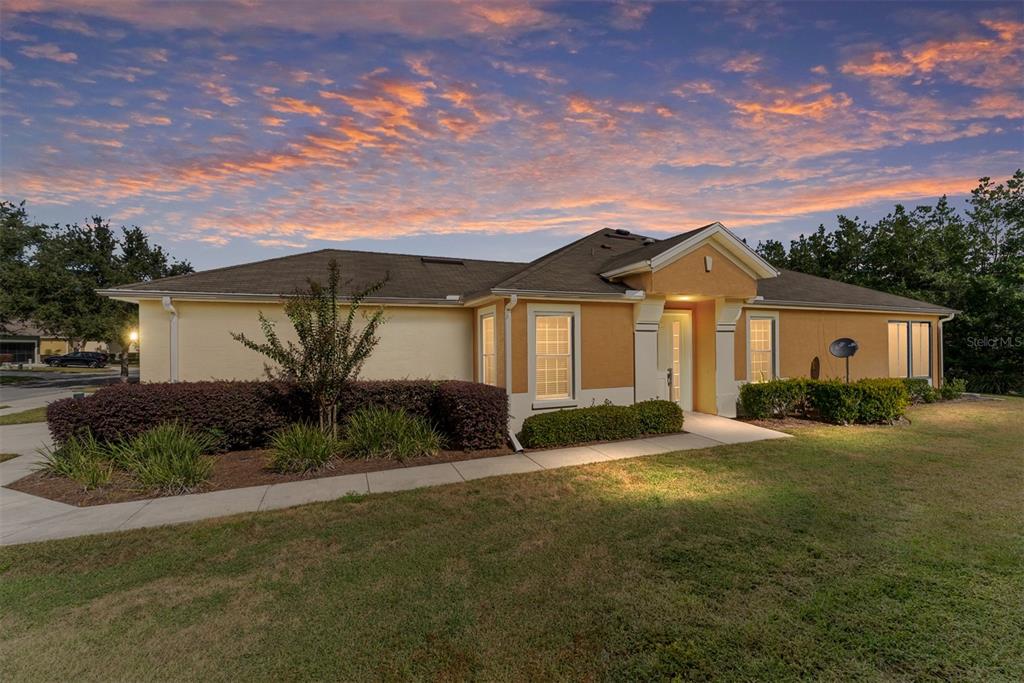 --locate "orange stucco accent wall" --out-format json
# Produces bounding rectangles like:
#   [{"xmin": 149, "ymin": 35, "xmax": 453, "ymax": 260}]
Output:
[
  {"xmin": 649, "ymin": 244, "xmax": 757, "ymax": 298},
  {"xmin": 508, "ymin": 300, "xmax": 634, "ymax": 394},
  {"xmin": 580, "ymin": 302, "xmax": 634, "ymax": 390},
  {"xmin": 734, "ymin": 308, "xmax": 943, "ymax": 382}
]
